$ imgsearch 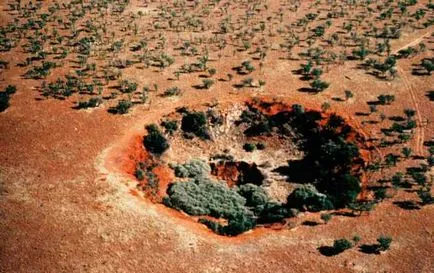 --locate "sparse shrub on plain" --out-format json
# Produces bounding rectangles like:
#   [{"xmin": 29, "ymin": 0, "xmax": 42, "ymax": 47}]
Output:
[
  {"xmin": 111, "ymin": 99, "xmax": 132, "ymax": 114},
  {"xmin": 333, "ymin": 239, "xmax": 353, "ymax": 254},
  {"xmin": 377, "ymin": 235, "xmax": 392, "ymax": 251},
  {"xmin": 77, "ymin": 97, "xmax": 102, "ymax": 109},
  {"xmin": 243, "ymin": 143, "xmax": 256, "ymax": 152}
]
